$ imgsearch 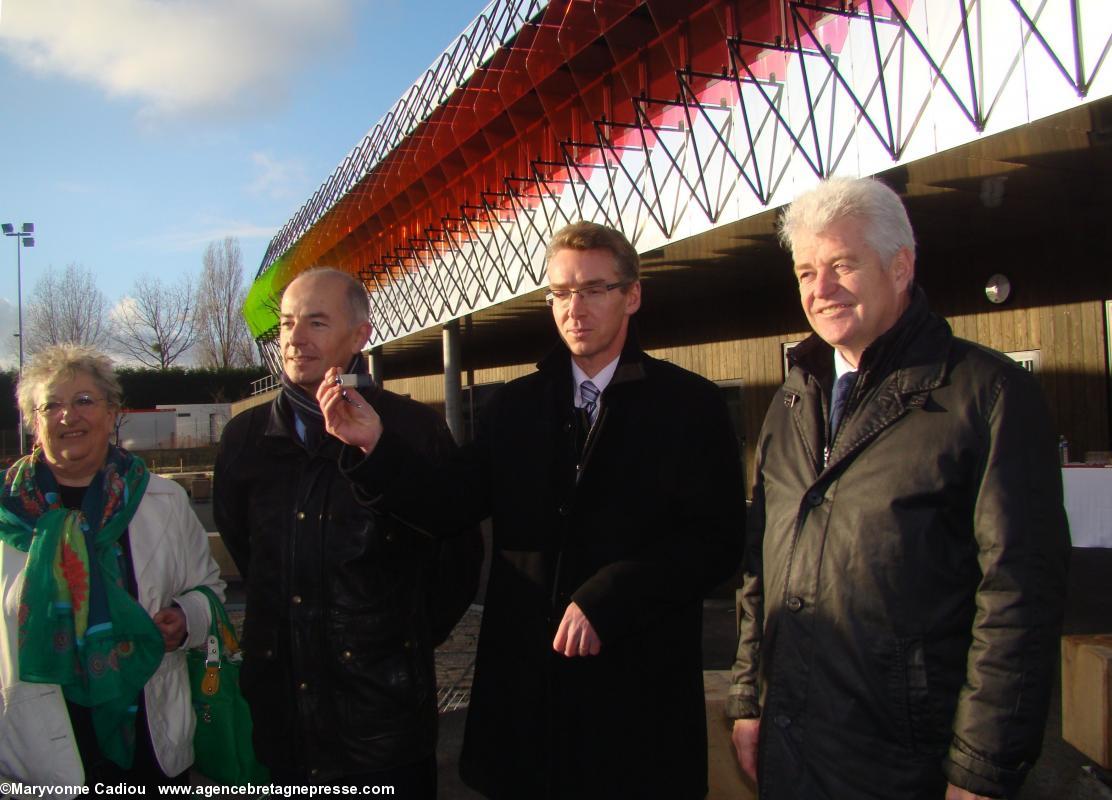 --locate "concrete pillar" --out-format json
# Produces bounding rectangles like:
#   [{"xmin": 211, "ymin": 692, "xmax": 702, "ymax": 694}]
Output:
[
  {"xmin": 368, "ymin": 346, "xmax": 384, "ymax": 387},
  {"xmin": 443, "ymin": 320, "xmax": 464, "ymax": 444}
]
